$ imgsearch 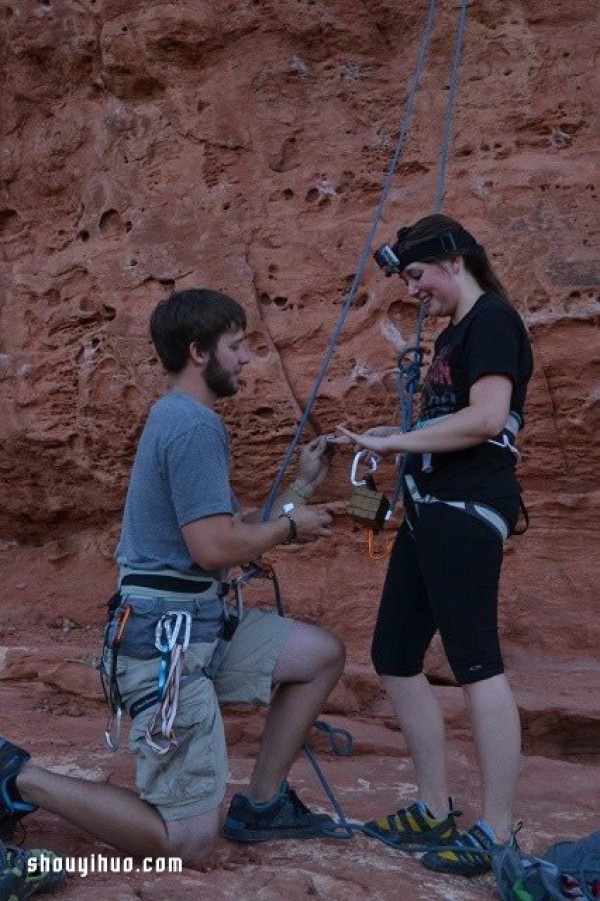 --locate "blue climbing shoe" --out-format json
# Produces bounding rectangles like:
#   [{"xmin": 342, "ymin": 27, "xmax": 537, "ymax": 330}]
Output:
[{"xmin": 0, "ymin": 739, "xmax": 37, "ymax": 839}]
